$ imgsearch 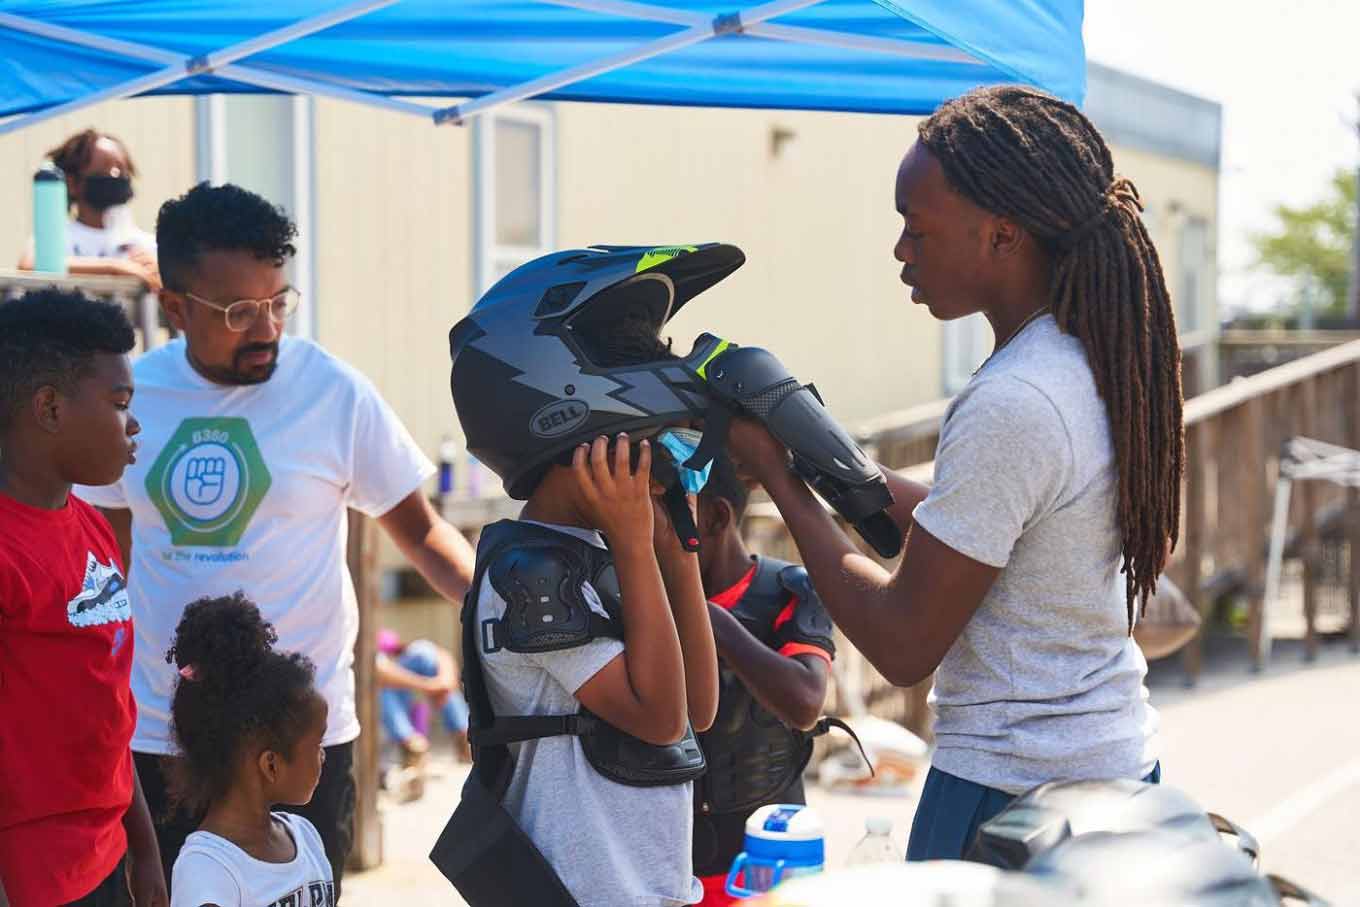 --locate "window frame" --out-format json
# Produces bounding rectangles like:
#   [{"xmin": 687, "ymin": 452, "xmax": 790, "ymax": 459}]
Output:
[{"xmin": 472, "ymin": 103, "xmax": 558, "ymax": 296}]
